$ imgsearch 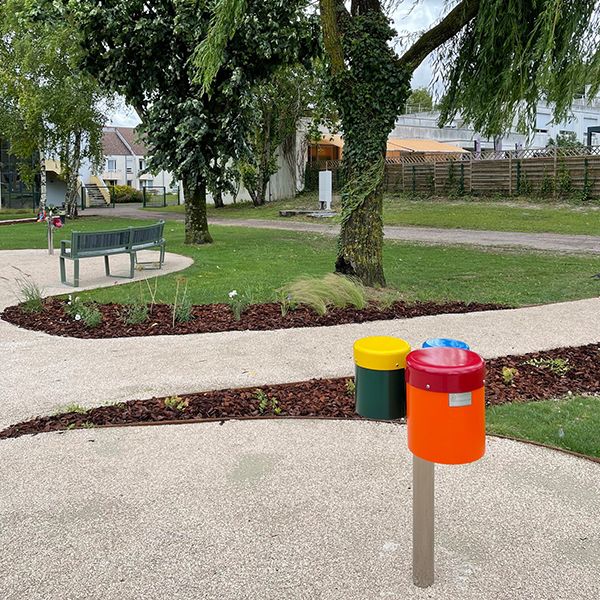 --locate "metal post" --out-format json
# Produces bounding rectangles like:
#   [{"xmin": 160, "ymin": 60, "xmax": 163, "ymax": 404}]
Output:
[{"xmin": 413, "ymin": 455, "xmax": 434, "ymax": 588}]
